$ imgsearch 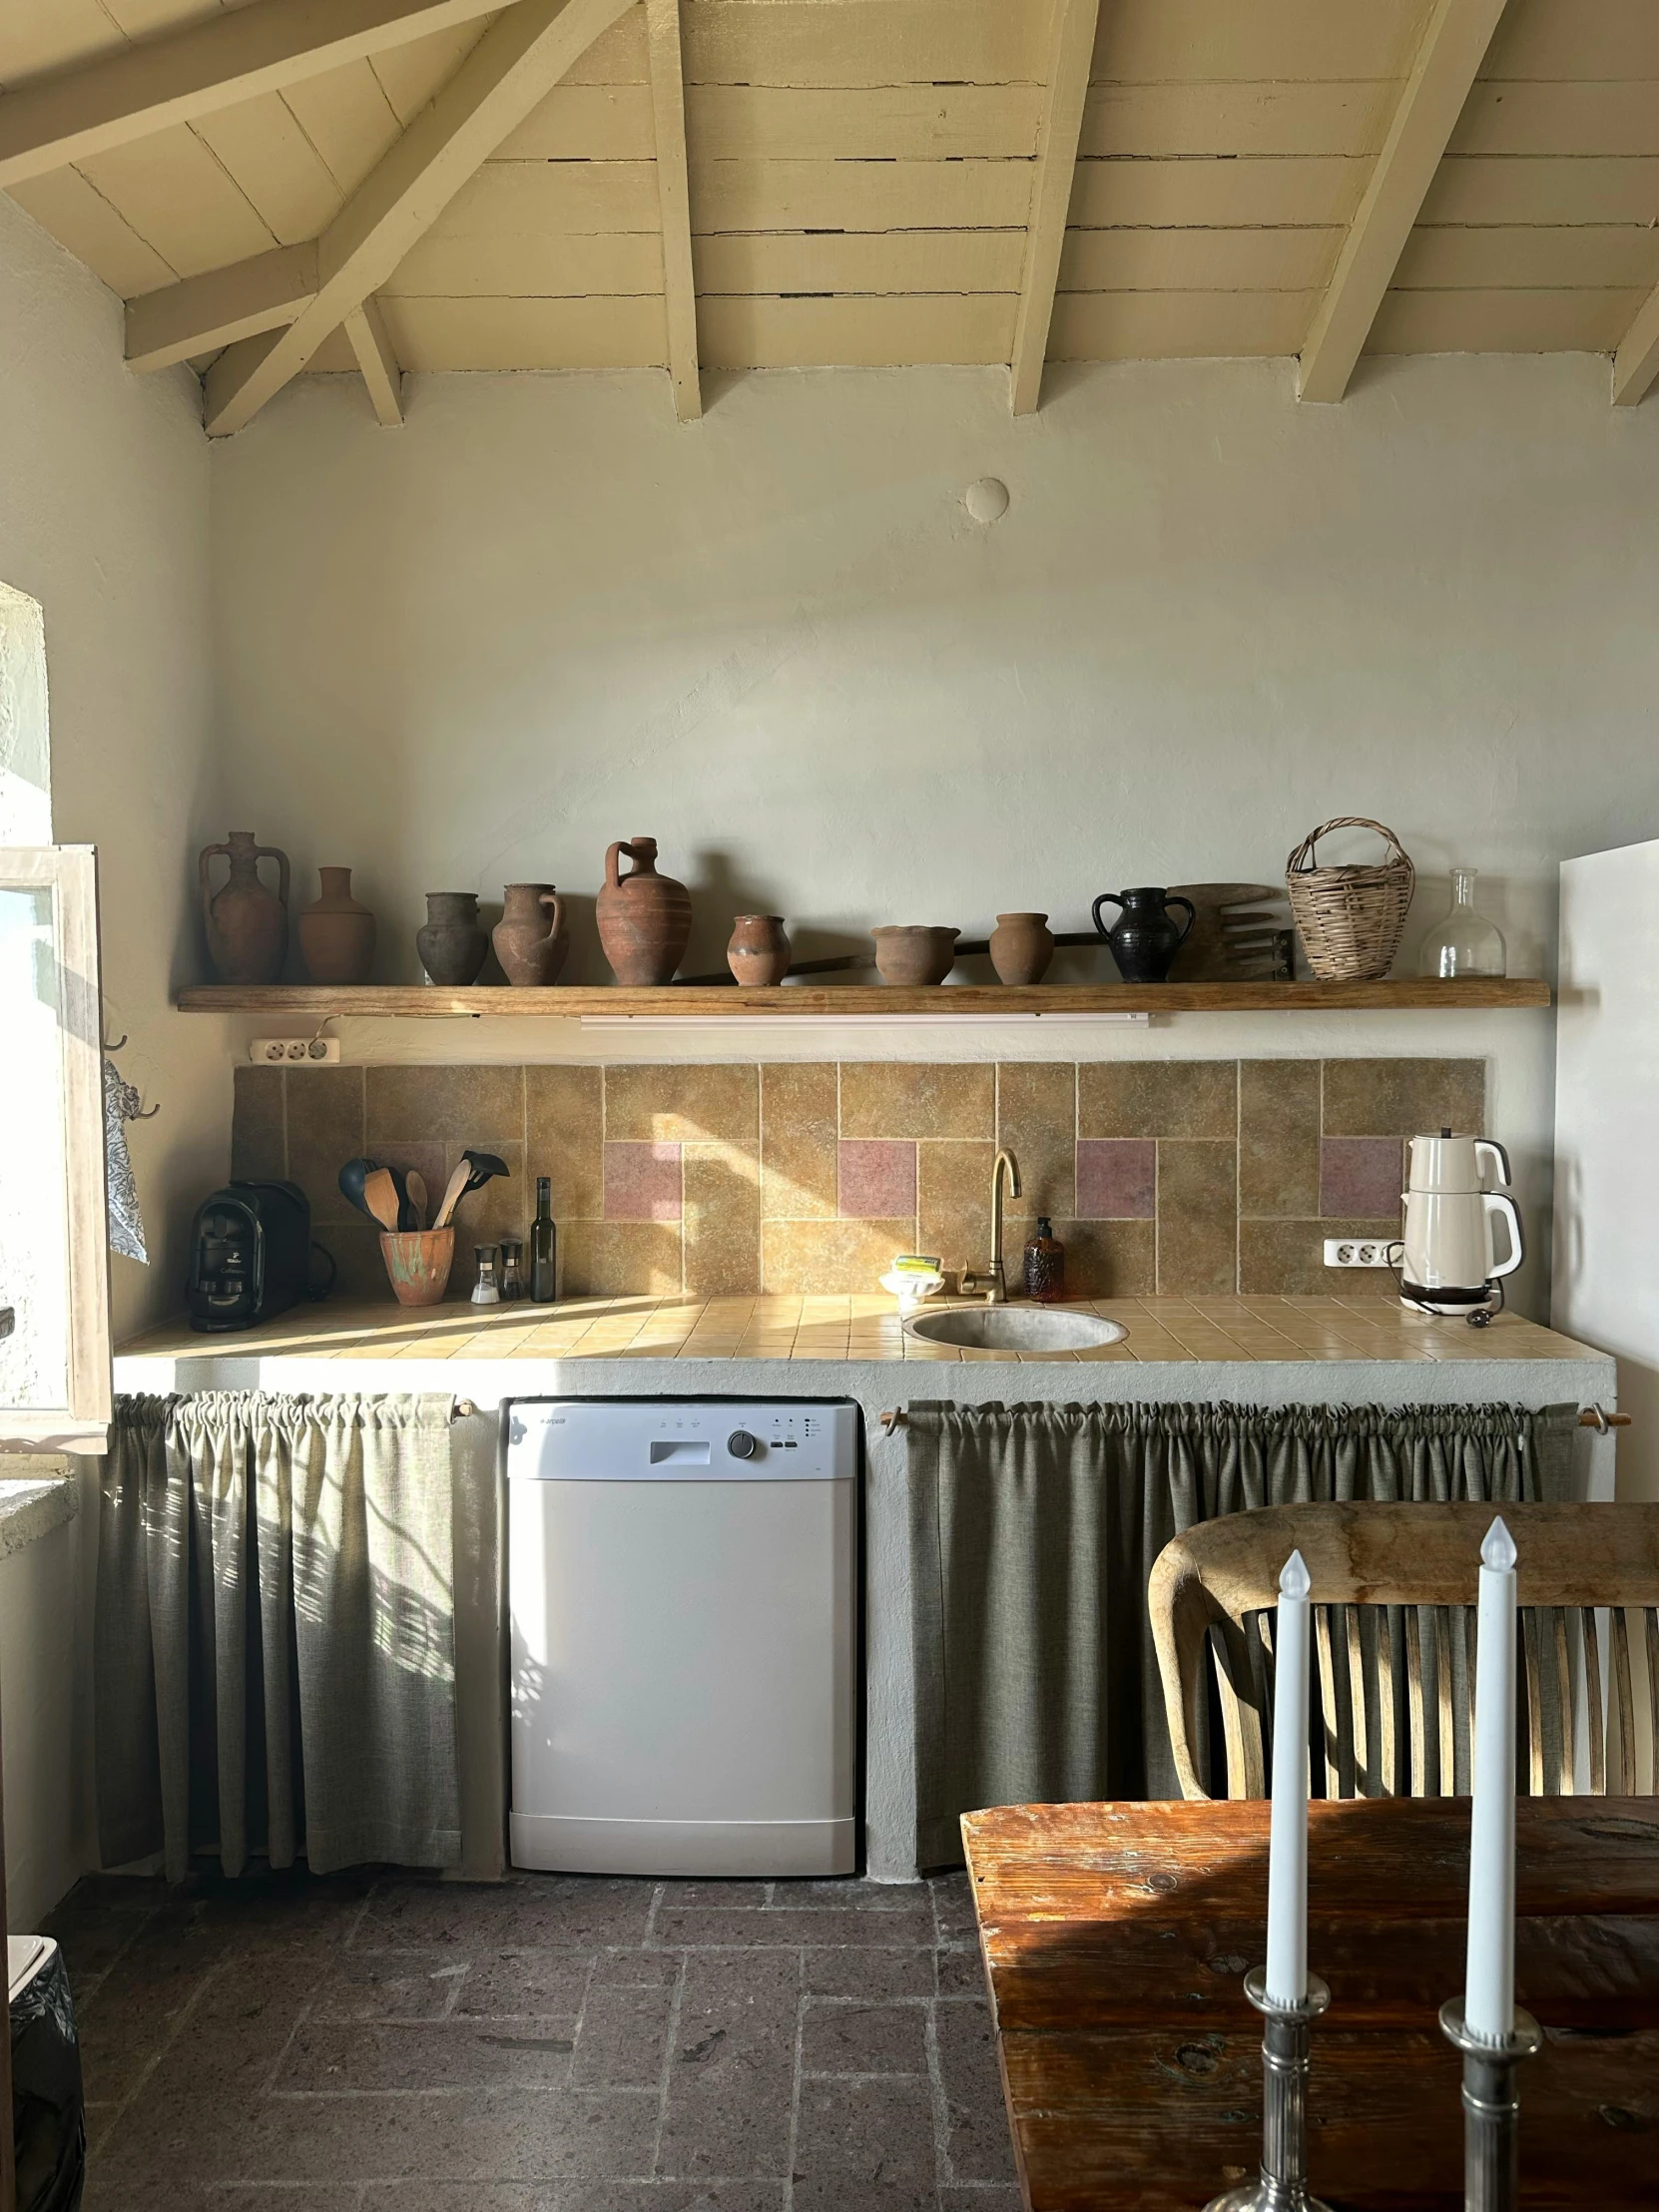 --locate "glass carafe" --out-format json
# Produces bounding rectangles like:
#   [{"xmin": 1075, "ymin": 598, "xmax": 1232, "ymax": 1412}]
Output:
[{"xmin": 1419, "ymin": 865, "xmax": 1505, "ymax": 978}]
